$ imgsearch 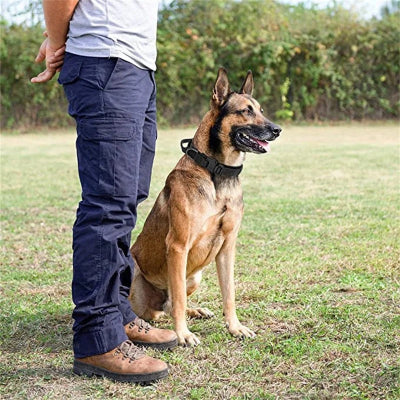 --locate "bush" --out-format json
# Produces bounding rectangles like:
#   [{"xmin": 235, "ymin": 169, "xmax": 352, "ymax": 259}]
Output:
[
  {"xmin": 0, "ymin": 21, "xmax": 71, "ymax": 129},
  {"xmin": 156, "ymin": 0, "xmax": 400, "ymax": 123}
]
